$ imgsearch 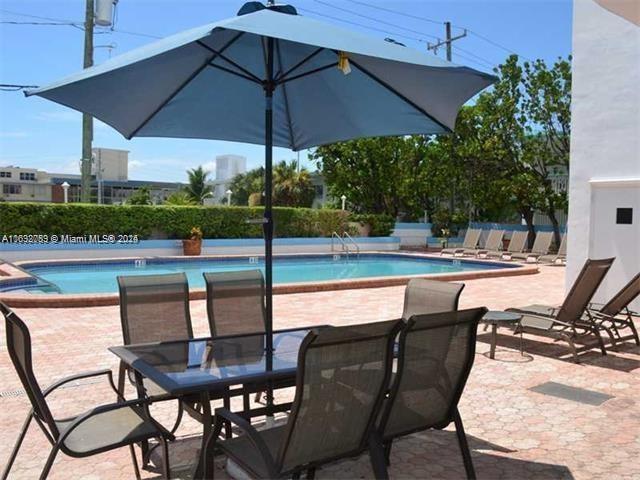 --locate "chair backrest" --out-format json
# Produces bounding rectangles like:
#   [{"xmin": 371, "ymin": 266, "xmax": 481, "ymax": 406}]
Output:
[
  {"xmin": 402, "ymin": 279, "xmax": 464, "ymax": 320},
  {"xmin": 462, "ymin": 229, "xmax": 482, "ymax": 249},
  {"xmin": 1, "ymin": 302, "xmax": 59, "ymax": 438},
  {"xmin": 484, "ymin": 229, "xmax": 505, "ymax": 251},
  {"xmin": 507, "ymin": 231, "xmax": 528, "ymax": 253},
  {"xmin": 277, "ymin": 320, "xmax": 401, "ymax": 474},
  {"xmin": 556, "ymin": 258, "xmax": 615, "ymax": 324},
  {"xmin": 599, "ymin": 271, "xmax": 640, "ymax": 317},
  {"xmin": 118, "ymin": 272, "xmax": 193, "ymax": 345},
  {"xmin": 530, "ymin": 231, "xmax": 554, "ymax": 255},
  {"xmin": 204, "ymin": 270, "xmax": 266, "ymax": 337},
  {"xmin": 557, "ymin": 234, "xmax": 567, "ymax": 256},
  {"xmin": 379, "ymin": 308, "xmax": 487, "ymax": 440}
]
